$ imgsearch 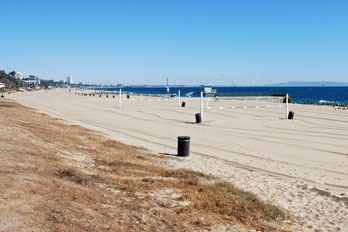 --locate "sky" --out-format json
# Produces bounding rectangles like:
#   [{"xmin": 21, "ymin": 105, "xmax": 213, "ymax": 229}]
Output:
[{"xmin": 1, "ymin": 0, "xmax": 348, "ymax": 86}]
